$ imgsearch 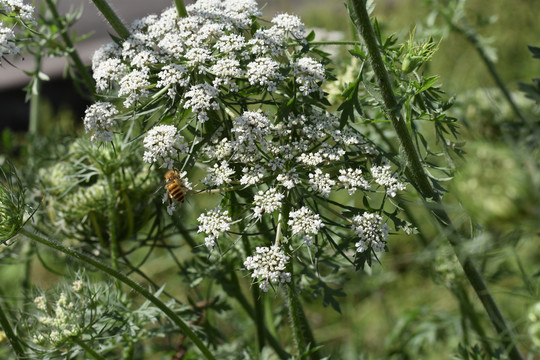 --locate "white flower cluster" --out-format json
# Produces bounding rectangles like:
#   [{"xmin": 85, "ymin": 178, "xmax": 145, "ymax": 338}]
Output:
[
  {"xmin": 288, "ymin": 206, "xmax": 324, "ymax": 245},
  {"xmin": 0, "ymin": 0, "xmax": 34, "ymax": 22},
  {"xmin": 201, "ymin": 160, "xmax": 235, "ymax": 187},
  {"xmin": 143, "ymin": 125, "xmax": 188, "ymax": 169},
  {"xmin": 370, "ymin": 163, "xmax": 406, "ymax": 197},
  {"xmin": 338, "ymin": 168, "xmax": 370, "ymax": 195},
  {"xmin": 308, "ymin": 168, "xmax": 336, "ymax": 198},
  {"xmin": 118, "ymin": 68, "xmax": 150, "ymax": 107},
  {"xmin": 183, "ymin": 83, "xmax": 220, "ymax": 122},
  {"xmin": 90, "ymin": 0, "xmax": 324, "ymax": 116},
  {"xmin": 83, "ymin": 102, "xmax": 119, "ymax": 143},
  {"xmin": 253, "ymin": 187, "xmax": 284, "ymax": 218},
  {"xmin": 292, "ymin": 57, "xmax": 326, "ymax": 96},
  {"xmin": 351, "ymin": 213, "xmax": 390, "ymax": 253},
  {"xmin": 197, "ymin": 206, "xmax": 232, "ymax": 248},
  {"xmin": 0, "ymin": 26, "xmax": 20, "ymax": 60},
  {"xmin": 243, "ymin": 245, "xmax": 291, "ymax": 292}
]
